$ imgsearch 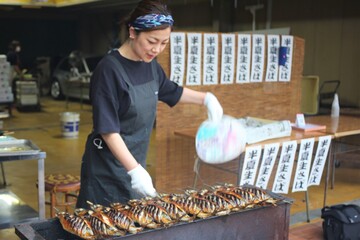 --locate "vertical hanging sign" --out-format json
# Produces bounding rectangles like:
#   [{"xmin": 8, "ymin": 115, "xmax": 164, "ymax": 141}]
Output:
[
  {"xmin": 278, "ymin": 35, "xmax": 294, "ymax": 82},
  {"xmin": 186, "ymin": 33, "xmax": 202, "ymax": 86},
  {"xmin": 239, "ymin": 145, "xmax": 262, "ymax": 186},
  {"xmin": 236, "ymin": 34, "xmax": 251, "ymax": 83},
  {"xmin": 220, "ymin": 33, "xmax": 235, "ymax": 84},
  {"xmin": 170, "ymin": 32, "xmax": 186, "ymax": 86},
  {"xmin": 255, "ymin": 143, "xmax": 280, "ymax": 189},
  {"xmin": 203, "ymin": 33, "xmax": 219, "ymax": 85},
  {"xmin": 308, "ymin": 135, "xmax": 332, "ymax": 186},
  {"xmin": 250, "ymin": 34, "xmax": 265, "ymax": 82},
  {"xmin": 265, "ymin": 35, "xmax": 280, "ymax": 82},
  {"xmin": 272, "ymin": 141, "xmax": 297, "ymax": 194},
  {"xmin": 292, "ymin": 138, "xmax": 315, "ymax": 192}
]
